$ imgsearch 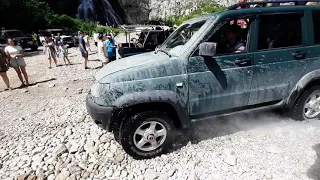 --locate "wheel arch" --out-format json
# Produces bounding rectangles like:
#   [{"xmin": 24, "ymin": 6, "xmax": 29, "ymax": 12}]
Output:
[
  {"xmin": 111, "ymin": 90, "xmax": 190, "ymax": 132},
  {"xmin": 286, "ymin": 70, "xmax": 320, "ymax": 108}
]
